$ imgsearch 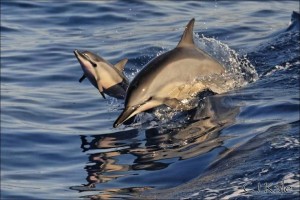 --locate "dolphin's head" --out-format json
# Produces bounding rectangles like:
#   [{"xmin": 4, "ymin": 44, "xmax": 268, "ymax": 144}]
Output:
[
  {"xmin": 113, "ymin": 76, "xmax": 162, "ymax": 127},
  {"xmin": 81, "ymin": 50, "xmax": 107, "ymax": 63},
  {"xmin": 74, "ymin": 50, "xmax": 107, "ymax": 68},
  {"xmin": 74, "ymin": 49, "xmax": 99, "ymax": 88}
]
